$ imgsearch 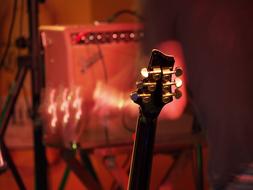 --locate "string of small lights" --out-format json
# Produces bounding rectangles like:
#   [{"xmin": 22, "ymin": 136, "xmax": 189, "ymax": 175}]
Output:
[{"xmin": 71, "ymin": 30, "xmax": 144, "ymax": 45}]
